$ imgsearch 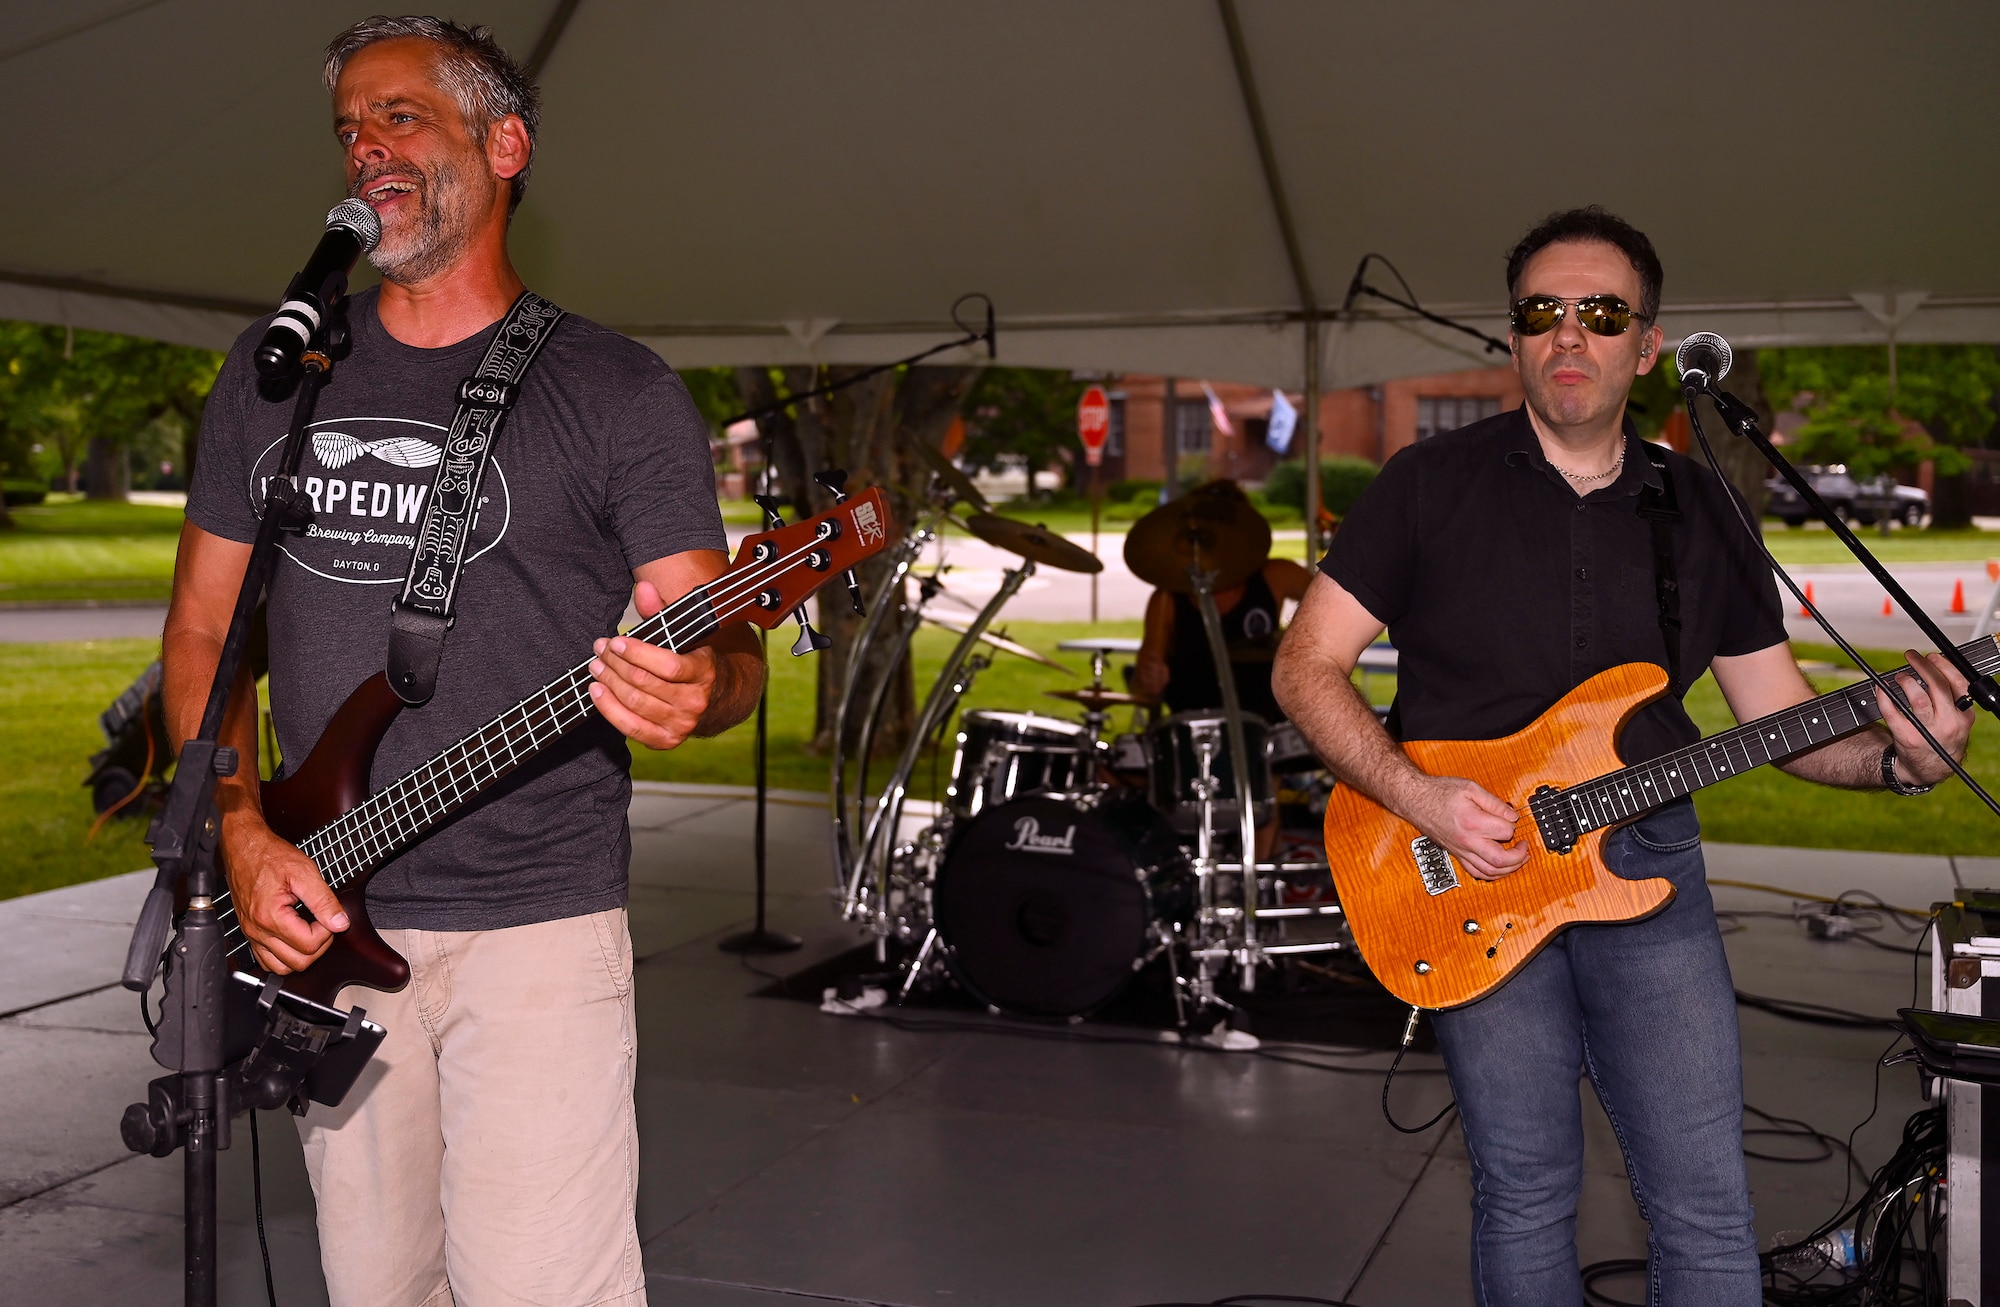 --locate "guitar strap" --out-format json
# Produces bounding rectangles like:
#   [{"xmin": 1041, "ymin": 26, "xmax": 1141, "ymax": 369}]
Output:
[
  {"xmin": 386, "ymin": 292, "xmax": 566, "ymax": 706},
  {"xmin": 1636, "ymin": 442, "xmax": 1684, "ymax": 689}
]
